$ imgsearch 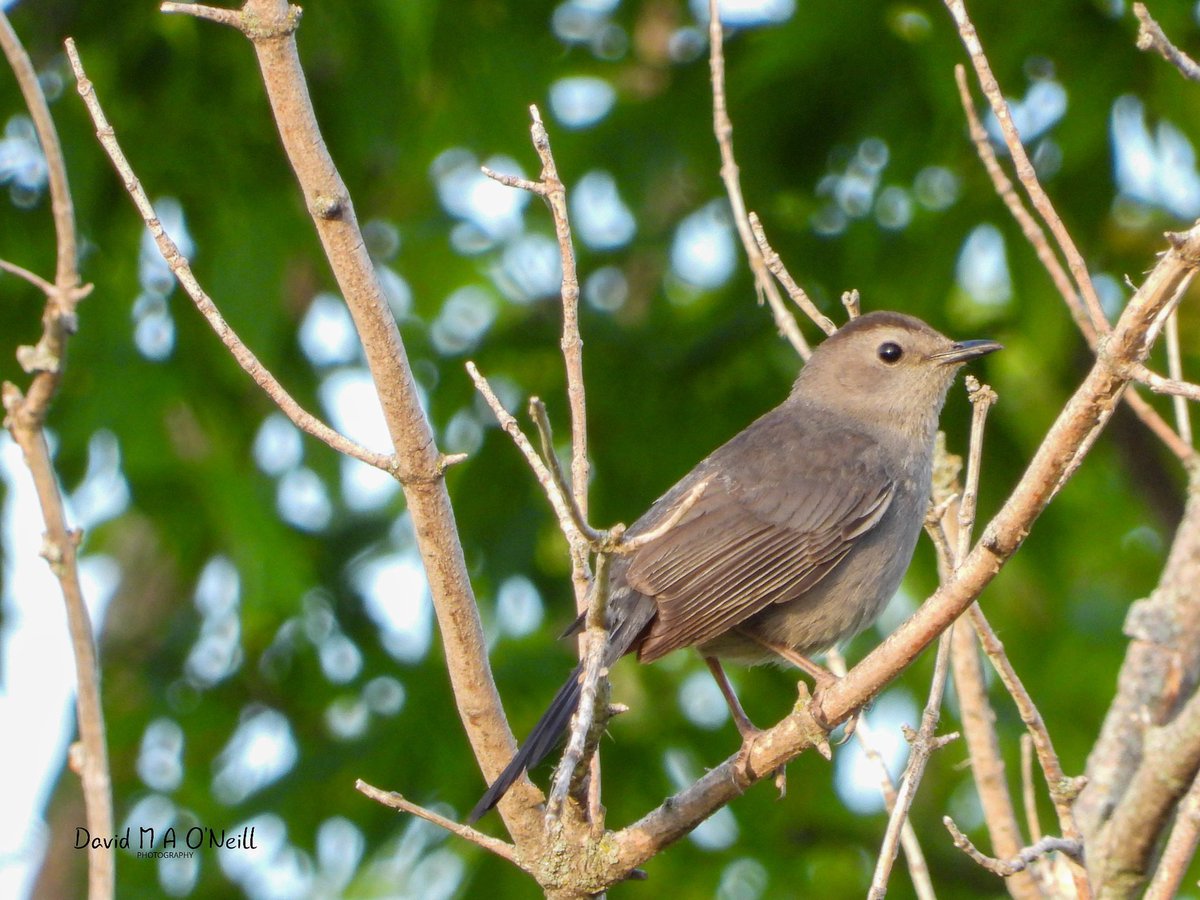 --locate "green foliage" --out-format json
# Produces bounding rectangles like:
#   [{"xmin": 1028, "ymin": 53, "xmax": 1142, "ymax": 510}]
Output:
[{"xmin": 1, "ymin": 0, "xmax": 1197, "ymax": 896}]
